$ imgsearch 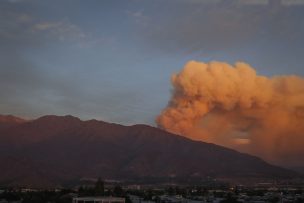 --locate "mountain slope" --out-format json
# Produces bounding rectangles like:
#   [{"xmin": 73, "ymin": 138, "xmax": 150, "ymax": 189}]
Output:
[
  {"xmin": 0, "ymin": 115, "xmax": 27, "ymax": 130},
  {"xmin": 0, "ymin": 115, "xmax": 298, "ymax": 187}
]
